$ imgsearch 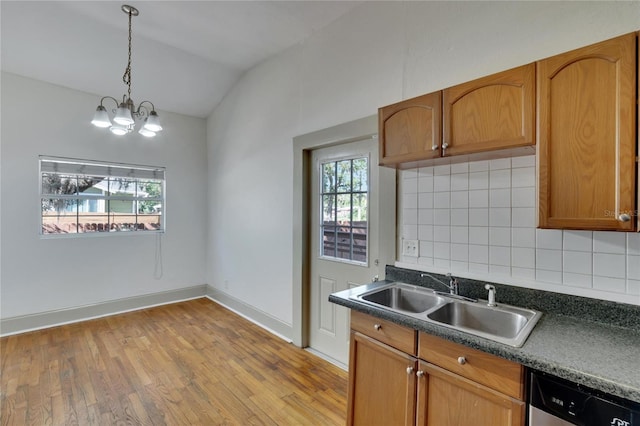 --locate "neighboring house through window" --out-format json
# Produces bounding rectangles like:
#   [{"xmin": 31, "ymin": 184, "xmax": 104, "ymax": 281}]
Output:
[{"xmin": 40, "ymin": 156, "xmax": 165, "ymax": 236}]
